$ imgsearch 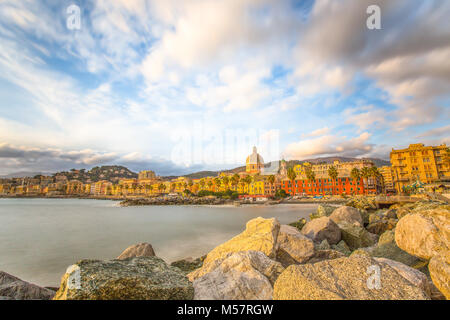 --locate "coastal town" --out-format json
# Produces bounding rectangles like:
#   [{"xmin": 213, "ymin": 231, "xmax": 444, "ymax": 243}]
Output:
[{"xmin": 0, "ymin": 143, "xmax": 449, "ymax": 201}]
